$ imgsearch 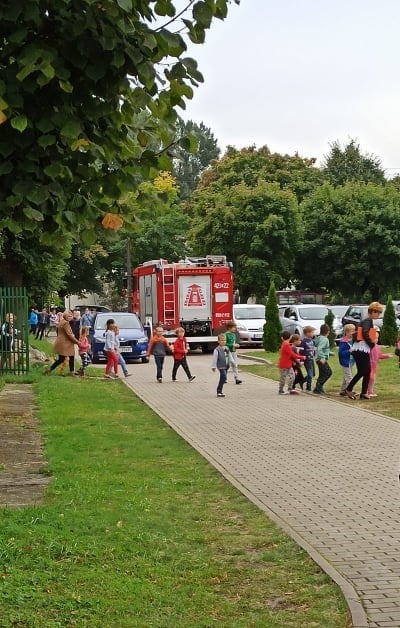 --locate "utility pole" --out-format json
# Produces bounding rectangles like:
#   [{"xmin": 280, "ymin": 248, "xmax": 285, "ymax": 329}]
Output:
[{"xmin": 126, "ymin": 238, "xmax": 132, "ymax": 313}]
